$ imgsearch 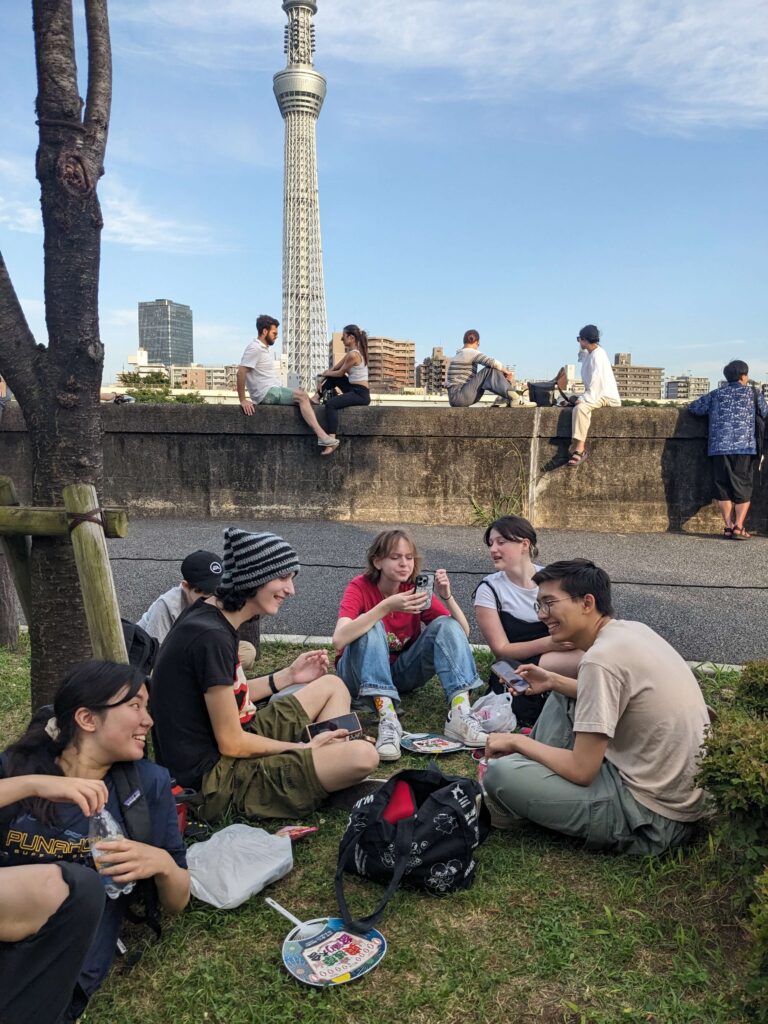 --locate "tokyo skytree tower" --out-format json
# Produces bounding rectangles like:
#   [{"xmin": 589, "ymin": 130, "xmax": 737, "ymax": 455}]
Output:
[{"xmin": 273, "ymin": 0, "xmax": 328, "ymax": 389}]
